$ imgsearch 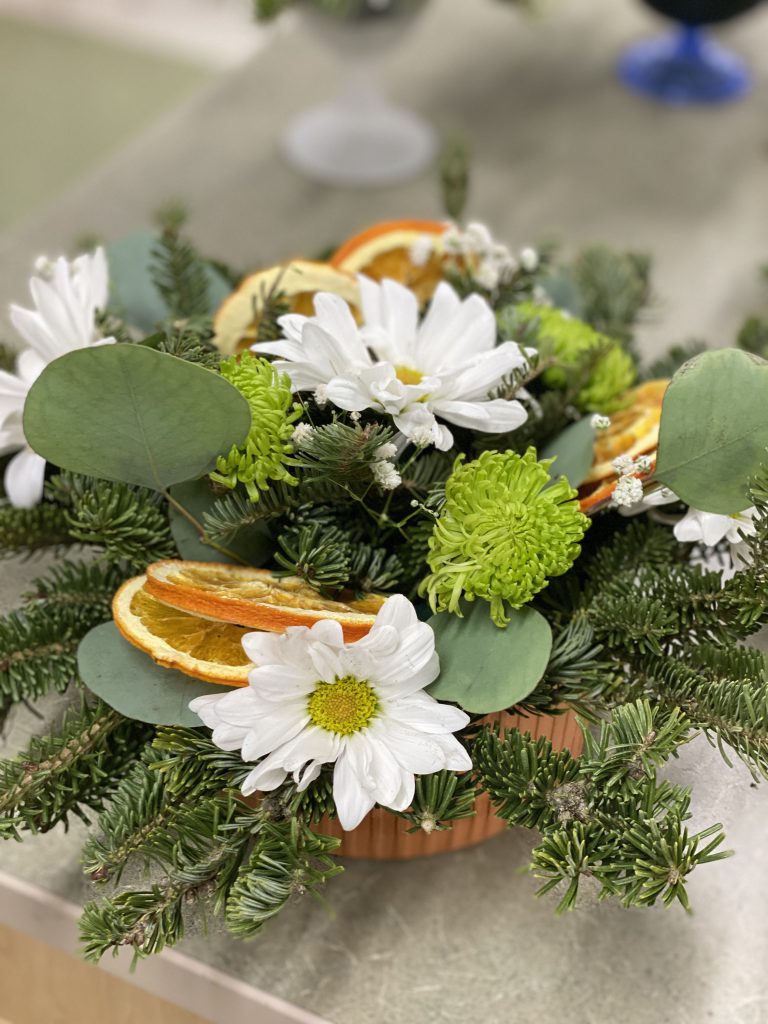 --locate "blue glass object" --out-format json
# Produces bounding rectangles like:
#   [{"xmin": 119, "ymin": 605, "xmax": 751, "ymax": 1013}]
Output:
[{"xmin": 618, "ymin": 23, "xmax": 751, "ymax": 104}]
